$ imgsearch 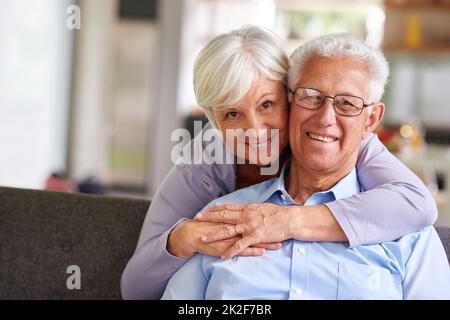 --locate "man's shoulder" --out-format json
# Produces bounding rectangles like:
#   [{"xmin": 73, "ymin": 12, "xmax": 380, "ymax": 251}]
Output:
[
  {"xmin": 384, "ymin": 226, "xmax": 436, "ymax": 247},
  {"xmin": 380, "ymin": 226, "xmax": 441, "ymax": 259},
  {"xmin": 399, "ymin": 225, "xmax": 437, "ymax": 243}
]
